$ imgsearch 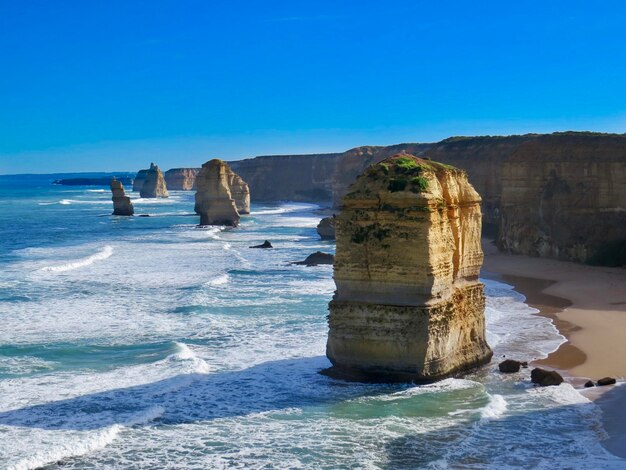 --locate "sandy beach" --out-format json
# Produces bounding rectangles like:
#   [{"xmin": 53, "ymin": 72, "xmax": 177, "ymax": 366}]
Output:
[{"xmin": 482, "ymin": 239, "xmax": 626, "ymax": 457}]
